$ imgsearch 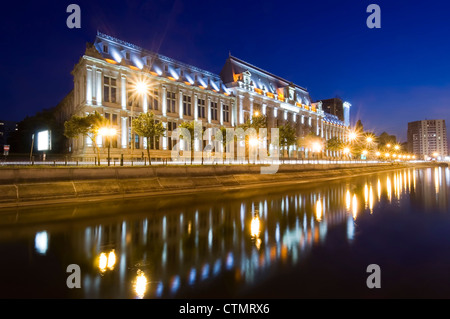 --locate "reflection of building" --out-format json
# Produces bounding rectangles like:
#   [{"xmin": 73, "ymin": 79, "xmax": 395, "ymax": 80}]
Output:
[
  {"xmin": 55, "ymin": 32, "xmax": 350, "ymax": 160},
  {"xmin": 407, "ymin": 119, "xmax": 448, "ymax": 159}
]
